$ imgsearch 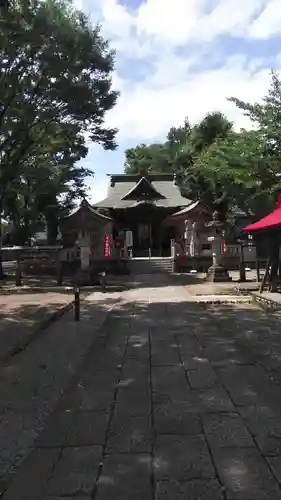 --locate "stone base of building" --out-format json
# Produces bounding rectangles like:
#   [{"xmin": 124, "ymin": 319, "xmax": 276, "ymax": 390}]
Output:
[
  {"xmin": 205, "ymin": 265, "xmax": 232, "ymax": 282},
  {"xmin": 74, "ymin": 268, "xmax": 97, "ymax": 286},
  {"xmin": 73, "ymin": 259, "xmax": 131, "ymax": 285}
]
